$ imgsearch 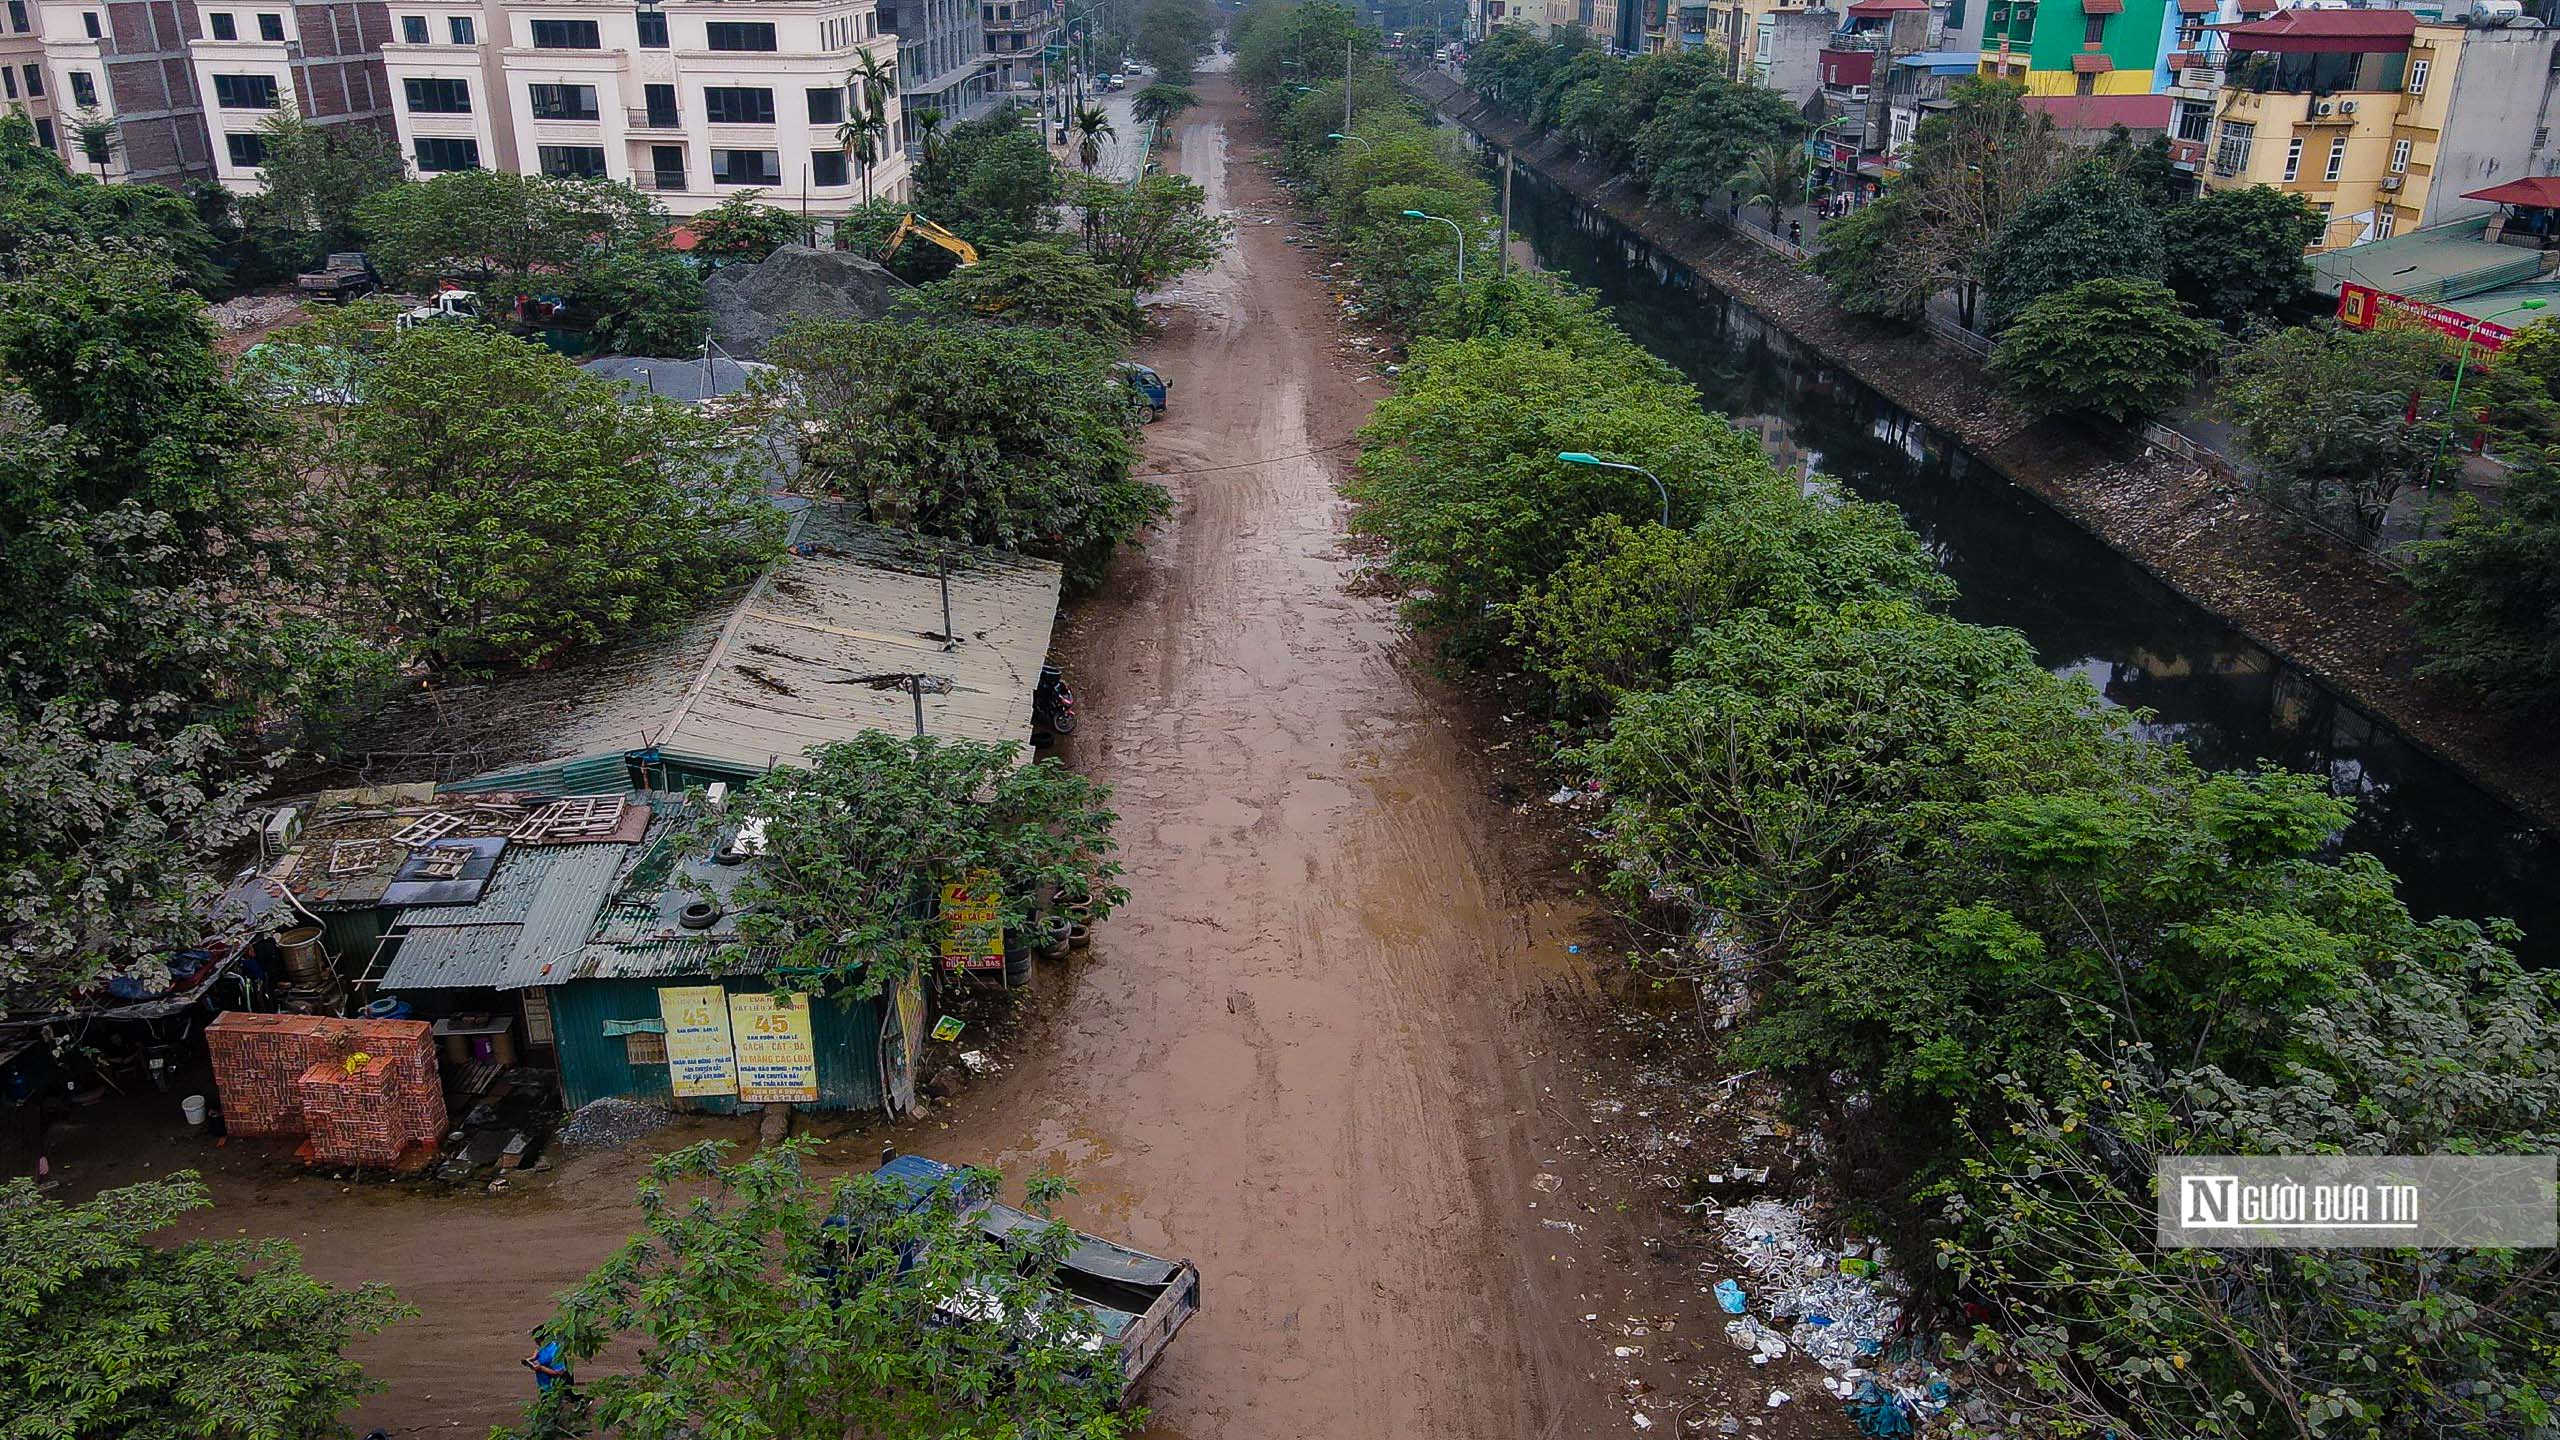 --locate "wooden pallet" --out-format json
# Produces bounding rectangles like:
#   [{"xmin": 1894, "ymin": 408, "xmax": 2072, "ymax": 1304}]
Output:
[{"xmin": 510, "ymin": 796, "xmax": 627, "ymax": 841}]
